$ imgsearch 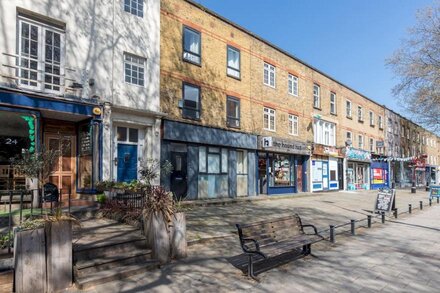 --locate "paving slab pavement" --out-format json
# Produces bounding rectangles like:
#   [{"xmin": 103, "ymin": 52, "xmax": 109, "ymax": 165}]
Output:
[
  {"xmin": 69, "ymin": 193, "xmax": 440, "ymax": 293},
  {"xmin": 185, "ymin": 188, "xmax": 433, "ymax": 242}
]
